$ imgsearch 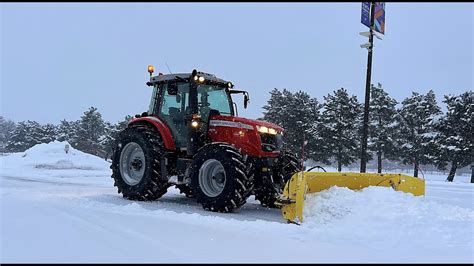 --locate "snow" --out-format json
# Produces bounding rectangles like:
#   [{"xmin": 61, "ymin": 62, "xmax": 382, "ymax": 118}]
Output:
[
  {"xmin": 401, "ymin": 143, "xmax": 413, "ymax": 149},
  {"xmin": 420, "ymin": 132, "xmax": 438, "ymax": 138},
  {"xmin": 2, "ymin": 140, "xmax": 109, "ymax": 171},
  {"xmin": 0, "ymin": 141, "xmax": 110, "ymax": 185},
  {"xmin": 1, "ymin": 142, "xmax": 473, "ymax": 263},
  {"xmin": 303, "ymin": 186, "xmax": 473, "ymax": 258}
]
